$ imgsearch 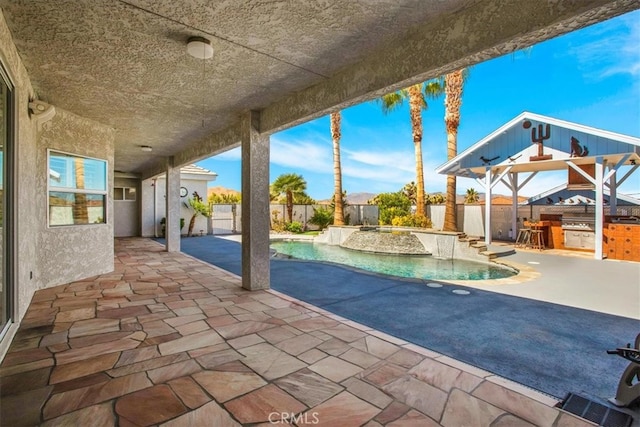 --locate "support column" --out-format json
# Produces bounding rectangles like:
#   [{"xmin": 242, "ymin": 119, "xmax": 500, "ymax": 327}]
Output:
[
  {"xmin": 165, "ymin": 157, "xmax": 181, "ymax": 252},
  {"xmin": 484, "ymin": 168, "xmax": 492, "ymax": 245},
  {"xmin": 510, "ymin": 173, "xmax": 518, "ymax": 241},
  {"xmin": 594, "ymin": 157, "xmax": 604, "ymax": 260},
  {"xmin": 241, "ymin": 110, "xmax": 270, "ymax": 290},
  {"xmin": 609, "ymin": 169, "xmax": 618, "ymax": 216}
]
